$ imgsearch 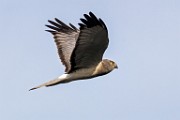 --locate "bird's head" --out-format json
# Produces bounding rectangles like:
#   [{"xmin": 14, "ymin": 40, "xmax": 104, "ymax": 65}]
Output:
[
  {"xmin": 102, "ymin": 59, "xmax": 118, "ymax": 72},
  {"xmin": 109, "ymin": 60, "xmax": 118, "ymax": 69}
]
